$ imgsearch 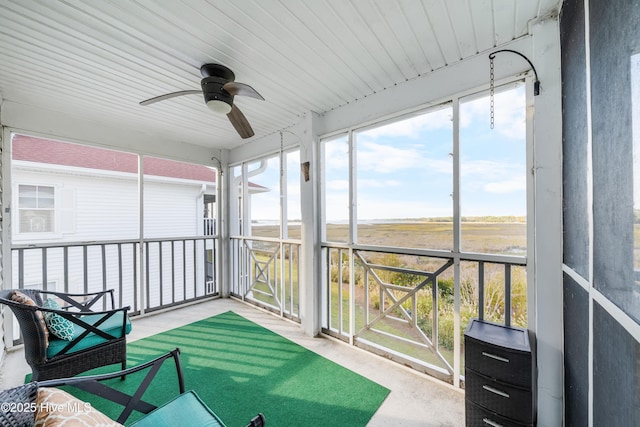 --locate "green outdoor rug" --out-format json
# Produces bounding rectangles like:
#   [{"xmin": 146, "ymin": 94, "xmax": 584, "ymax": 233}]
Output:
[{"xmin": 62, "ymin": 311, "xmax": 389, "ymax": 426}]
